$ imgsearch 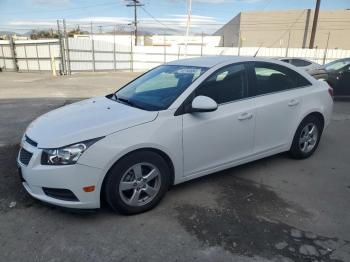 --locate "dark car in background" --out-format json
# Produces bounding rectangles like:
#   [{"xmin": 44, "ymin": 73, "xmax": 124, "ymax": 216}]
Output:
[{"xmin": 309, "ymin": 58, "xmax": 350, "ymax": 98}]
